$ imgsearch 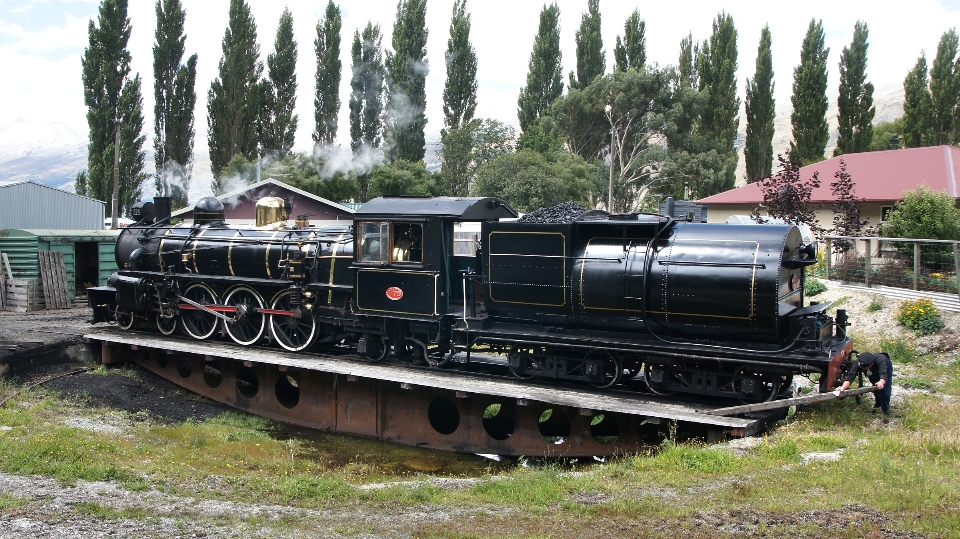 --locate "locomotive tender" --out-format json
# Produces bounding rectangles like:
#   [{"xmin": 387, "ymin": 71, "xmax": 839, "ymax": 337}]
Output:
[{"xmin": 88, "ymin": 195, "xmax": 853, "ymax": 403}]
